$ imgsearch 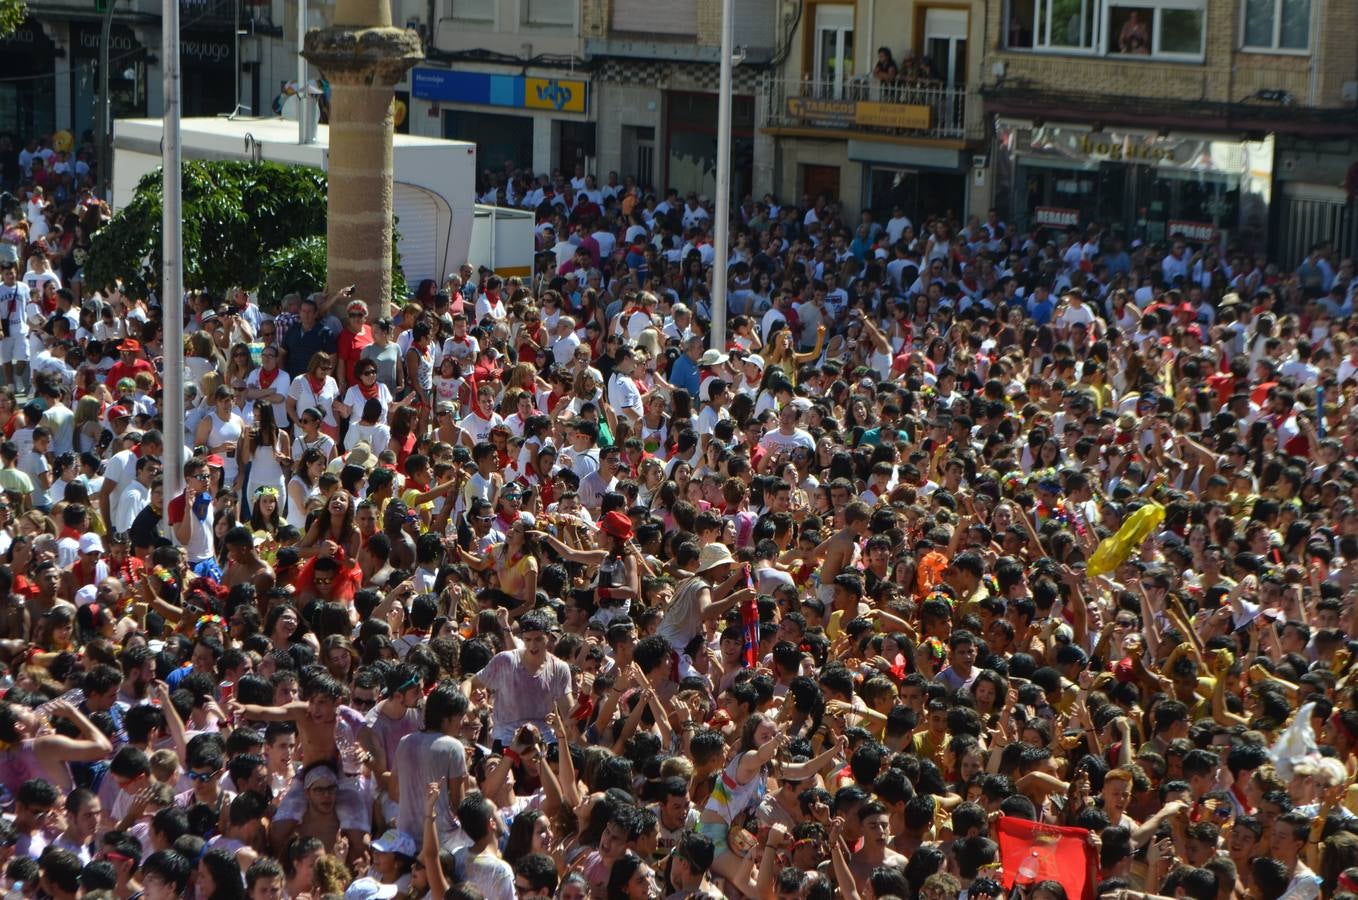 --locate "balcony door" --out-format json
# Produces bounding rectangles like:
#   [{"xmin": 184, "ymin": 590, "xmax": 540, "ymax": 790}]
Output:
[
  {"xmin": 813, "ymin": 5, "xmax": 855, "ymax": 98},
  {"xmin": 923, "ymin": 8, "xmax": 968, "ymax": 85}
]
